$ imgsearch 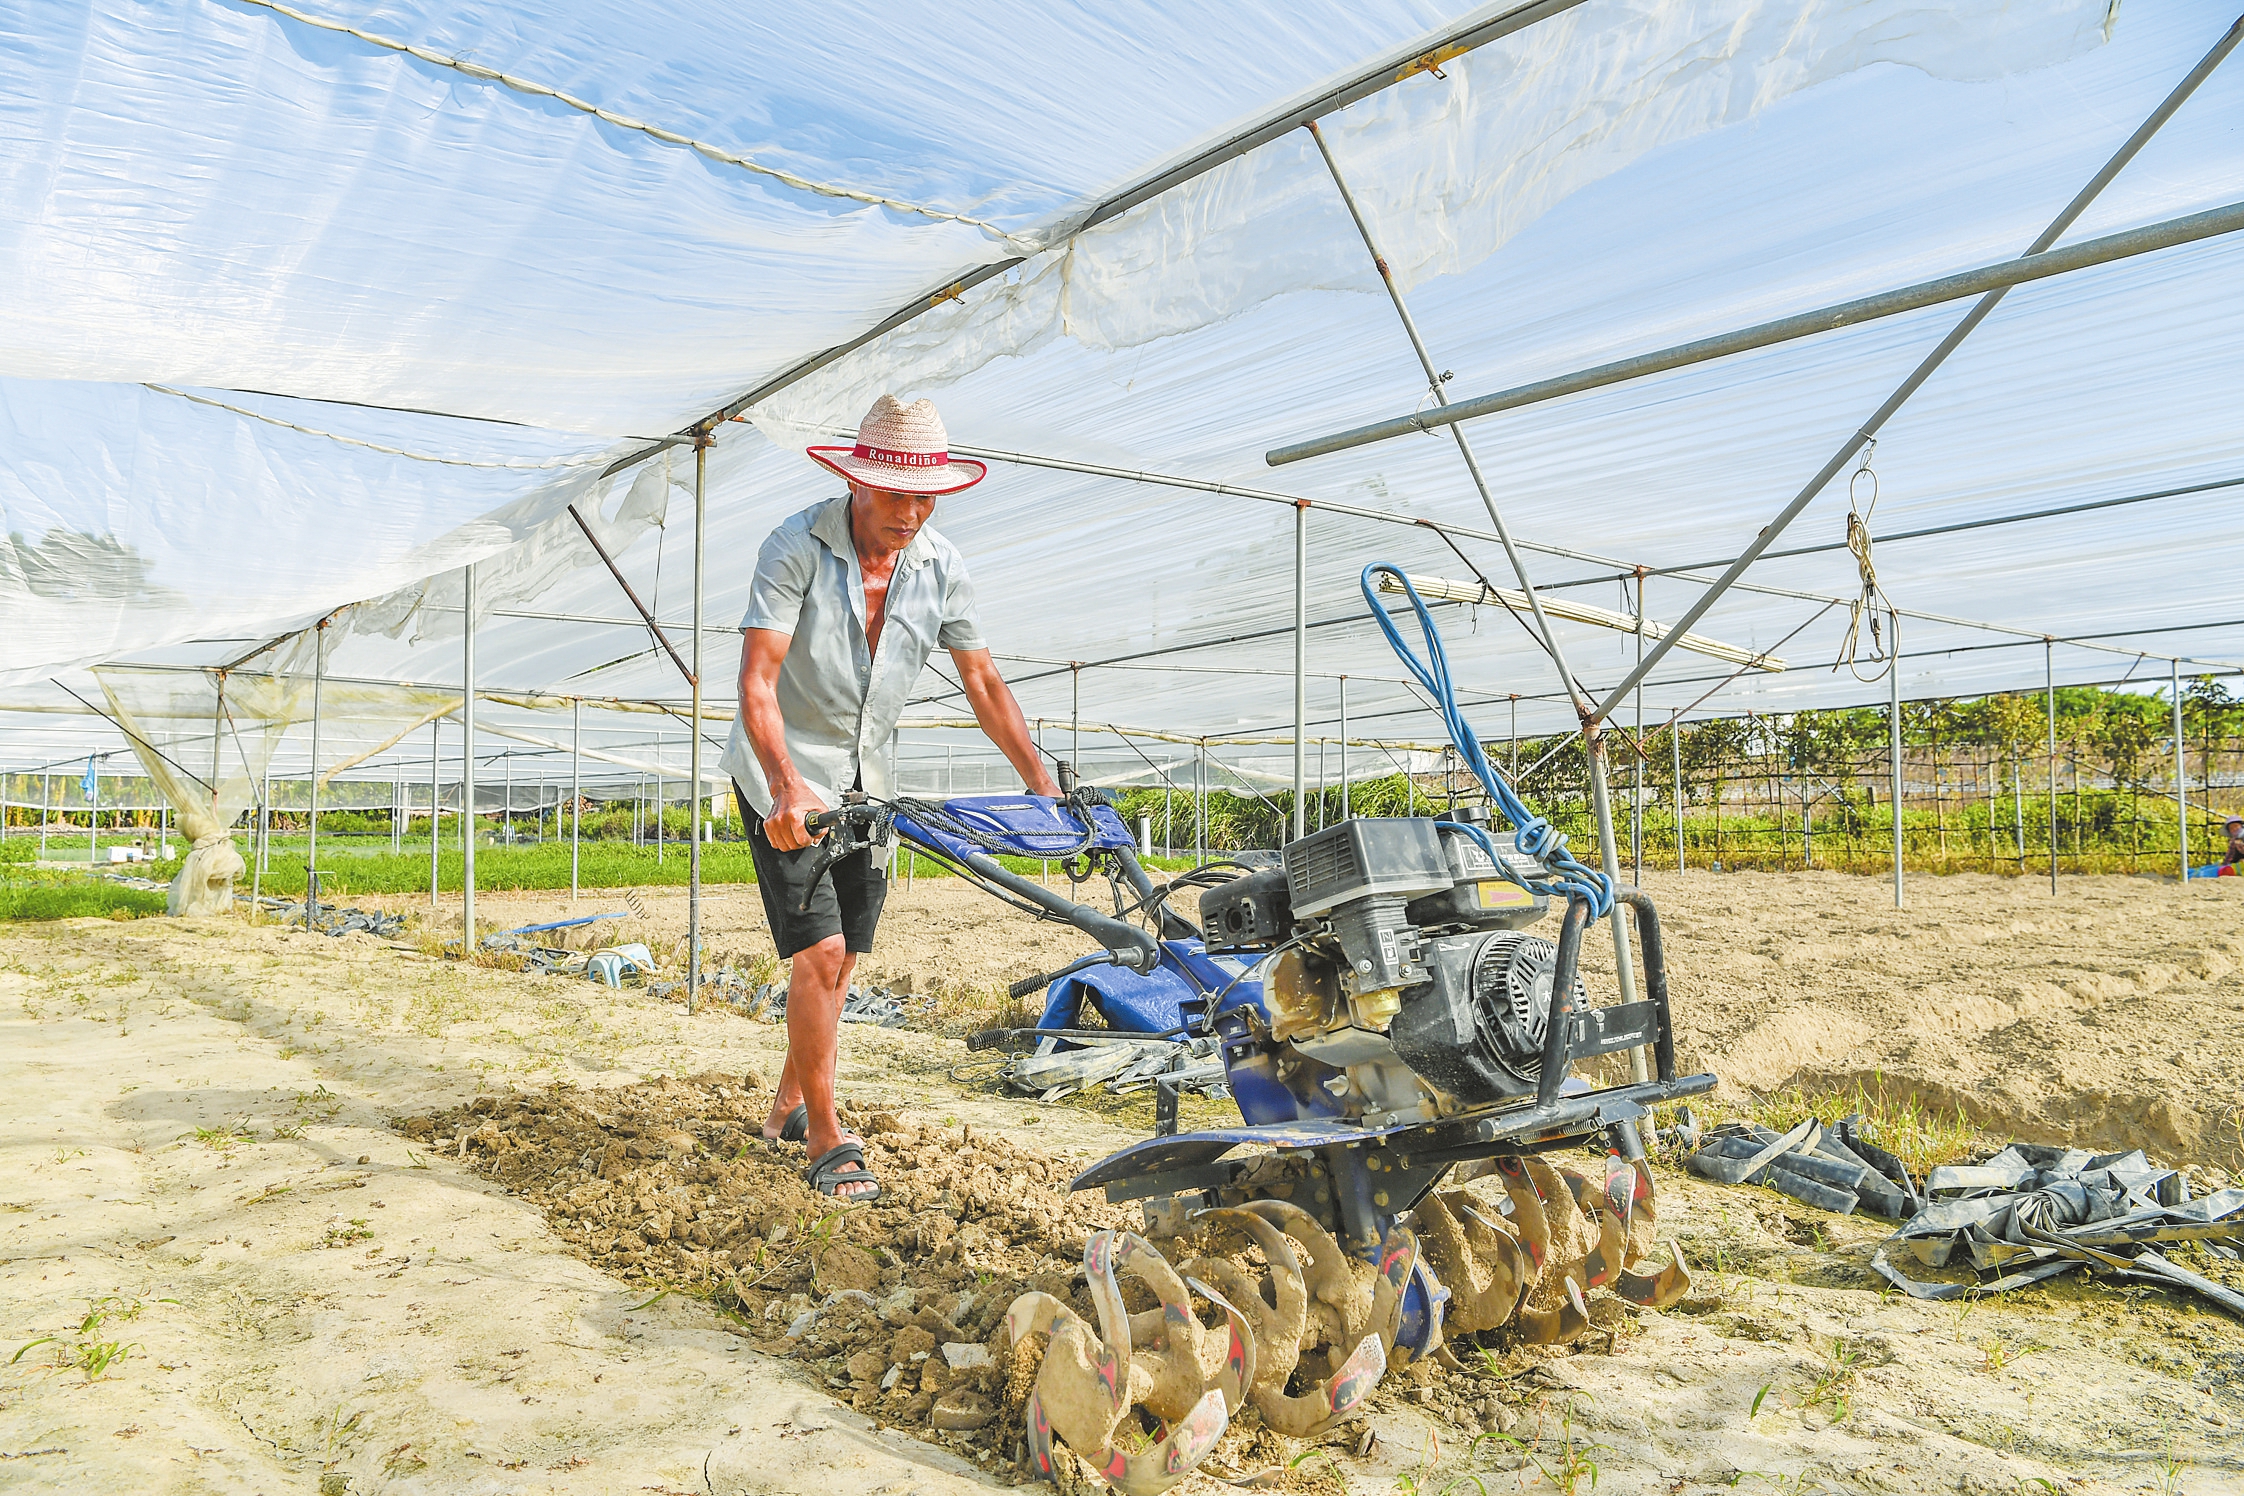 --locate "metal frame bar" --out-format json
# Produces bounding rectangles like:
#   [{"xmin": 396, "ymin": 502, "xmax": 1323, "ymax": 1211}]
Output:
[
  {"xmin": 687, "ymin": 434, "xmax": 709, "ymax": 1010},
  {"xmin": 462, "ymin": 563, "xmax": 478, "ymax": 946},
  {"xmin": 1272, "ymin": 197, "xmax": 2244, "ymax": 465},
  {"xmin": 598, "ymin": 0, "xmax": 1593, "ymax": 481},
  {"xmin": 567, "ymin": 503, "xmax": 695, "ymax": 687},
  {"xmin": 1303, "ymin": 115, "xmax": 1647, "ymax": 1093},
  {"xmin": 1582, "ymin": 20, "xmax": 2244, "ymax": 725},
  {"xmin": 1889, "ymin": 610, "xmax": 1905, "ymax": 909}
]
